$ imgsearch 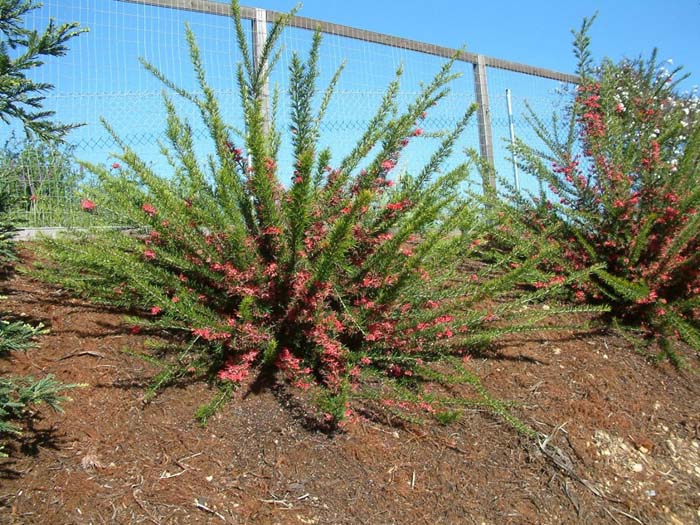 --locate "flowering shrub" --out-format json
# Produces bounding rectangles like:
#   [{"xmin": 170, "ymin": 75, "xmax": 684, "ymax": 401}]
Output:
[
  {"xmin": 39, "ymin": 2, "xmax": 587, "ymax": 425},
  {"xmin": 509, "ymin": 15, "xmax": 700, "ymax": 359}
]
